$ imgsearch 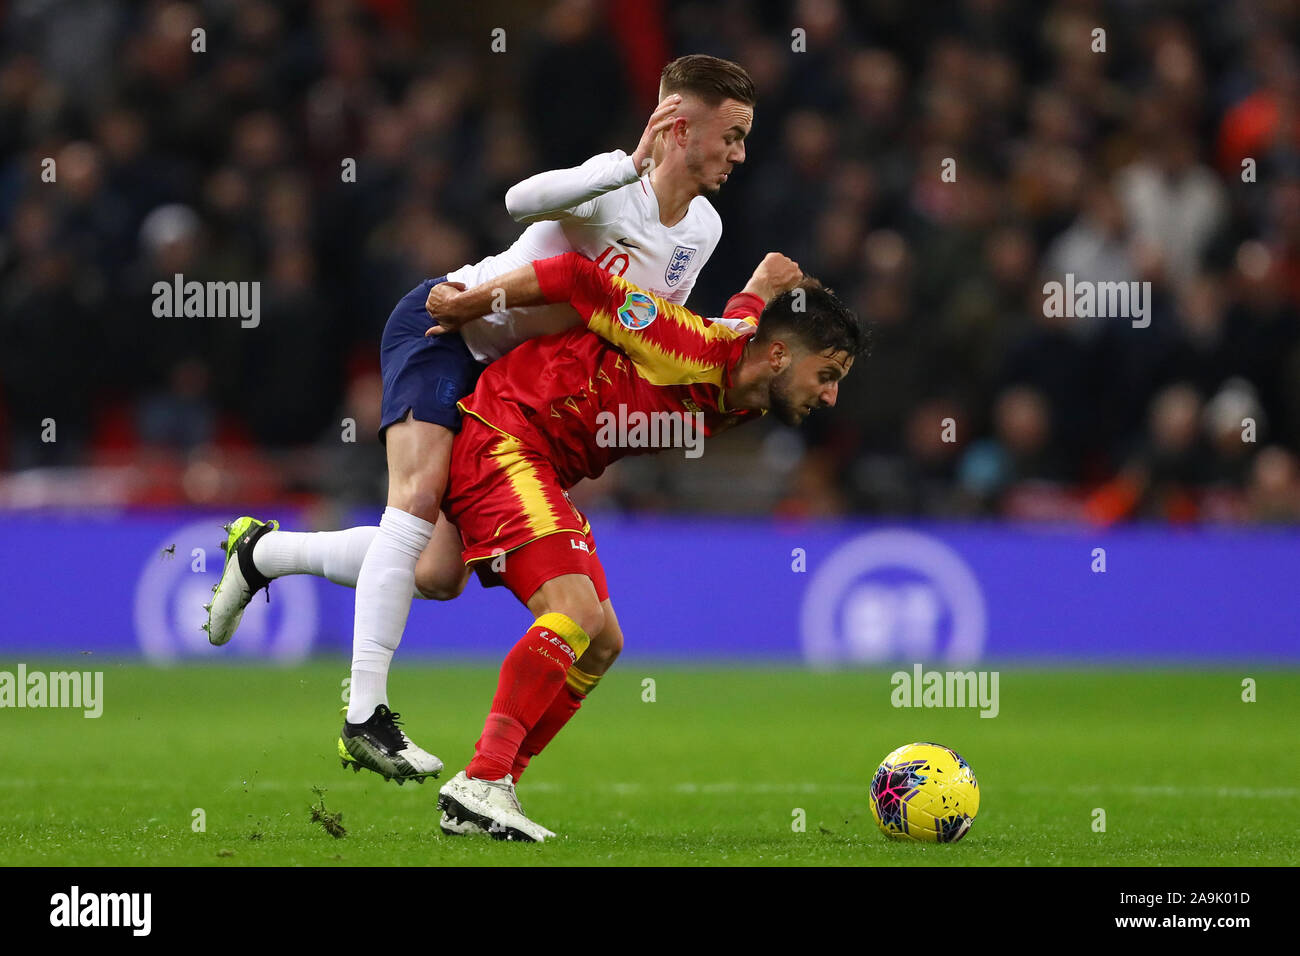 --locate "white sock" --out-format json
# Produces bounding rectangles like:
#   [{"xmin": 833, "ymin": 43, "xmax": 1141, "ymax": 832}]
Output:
[
  {"xmin": 252, "ymin": 527, "xmax": 430, "ymax": 598},
  {"xmin": 347, "ymin": 507, "xmax": 434, "ymax": 723},
  {"xmin": 252, "ymin": 527, "xmax": 377, "ymax": 586},
  {"xmin": 347, "ymin": 669, "xmax": 389, "ymax": 724}
]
